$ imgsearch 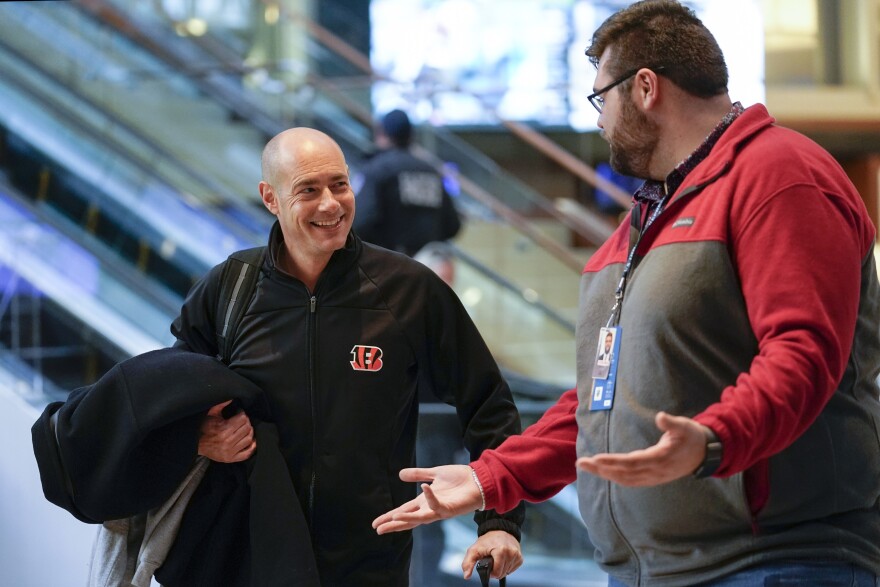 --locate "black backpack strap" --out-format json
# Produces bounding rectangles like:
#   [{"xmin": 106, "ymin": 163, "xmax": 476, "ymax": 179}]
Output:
[{"xmin": 216, "ymin": 246, "xmax": 265, "ymax": 364}]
